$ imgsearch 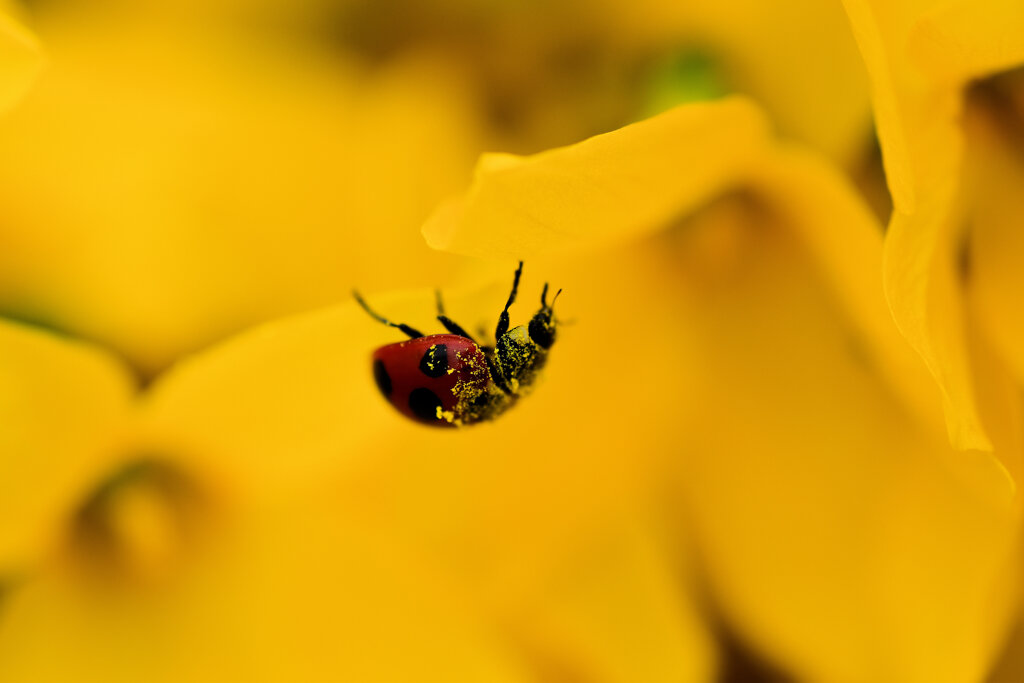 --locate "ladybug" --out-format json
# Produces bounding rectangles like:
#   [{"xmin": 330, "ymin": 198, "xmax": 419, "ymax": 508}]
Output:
[{"xmin": 354, "ymin": 262, "xmax": 560, "ymax": 427}]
